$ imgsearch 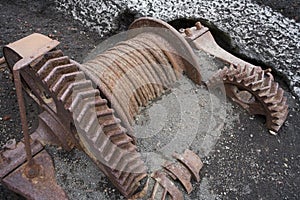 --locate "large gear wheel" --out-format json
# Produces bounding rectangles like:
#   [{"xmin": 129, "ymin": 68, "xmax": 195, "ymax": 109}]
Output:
[
  {"xmin": 207, "ymin": 64, "xmax": 288, "ymax": 133},
  {"xmin": 26, "ymin": 49, "xmax": 147, "ymax": 198}
]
